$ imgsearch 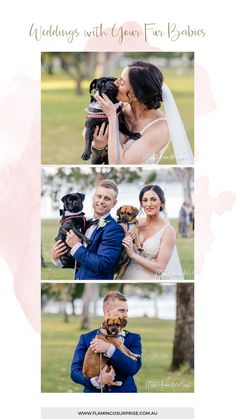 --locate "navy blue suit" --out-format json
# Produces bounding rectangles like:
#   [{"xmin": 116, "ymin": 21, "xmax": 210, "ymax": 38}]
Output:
[
  {"xmin": 72, "ymin": 215, "xmax": 125, "ymax": 280},
  {"xmin": 71, "ymin": 329, "xmax": 142, "ymax": 392}
]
